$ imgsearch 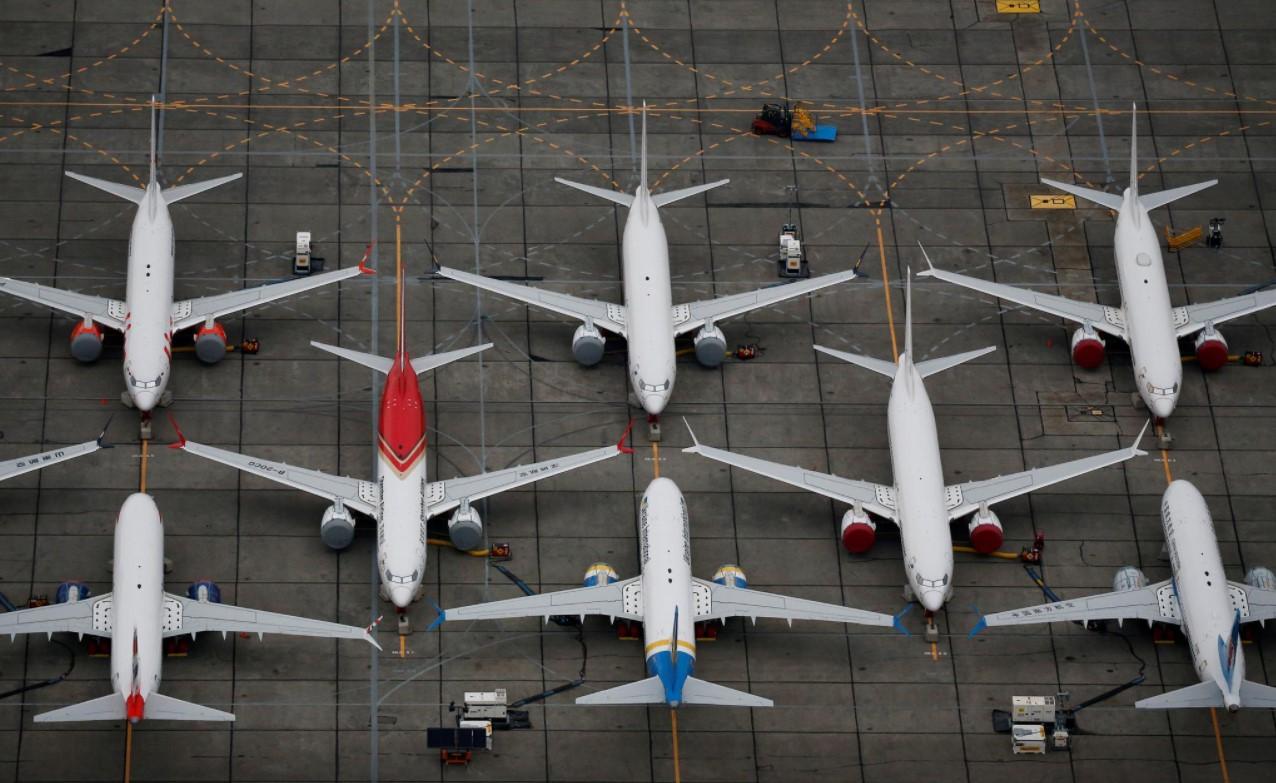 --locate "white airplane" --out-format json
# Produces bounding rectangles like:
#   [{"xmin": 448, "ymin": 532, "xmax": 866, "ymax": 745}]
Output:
[
  {"xmin": 918, "ymin": 105, "xmax": 1276, "ymax": 420},
  {"xmin": 0, "ymin": 492, "xmax": 378, "ymax": 723},
  {"xmin": 171, "ymin": 252, "xmax": 631, "ymax": 609},
  {"xmin": 435, "ymin": 105, "xmax": 861, "ymax": 420},
  {"xmin": 684, "ymin": 273, "xmax": 1147, "ymax": 615},
  {"xmin": 431, "ymin": 477, "xmax": 904, "ymax": 708},
  {"xmin": 972, "ymin": 480, "xmax": 1276, "ymax": 711},
  {"xmin": 0, "ymin": 100, "xmax": 372, "ymax": 412}
]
